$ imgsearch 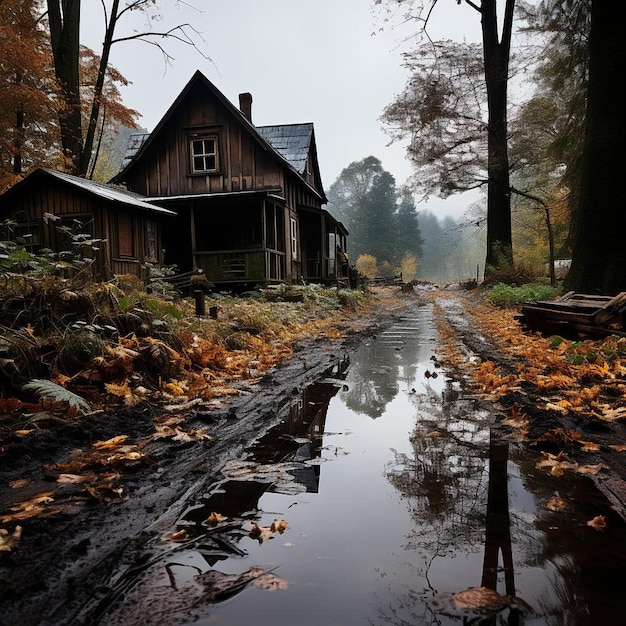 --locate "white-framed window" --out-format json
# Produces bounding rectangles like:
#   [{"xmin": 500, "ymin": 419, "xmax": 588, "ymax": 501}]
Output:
[
  {"xmin": 190, "ymin": 137, "xmax": 218, "ymax": 173},
  {"xmin": 290, "ymin": 217, "xmax": 298, "ymax": 259}
]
